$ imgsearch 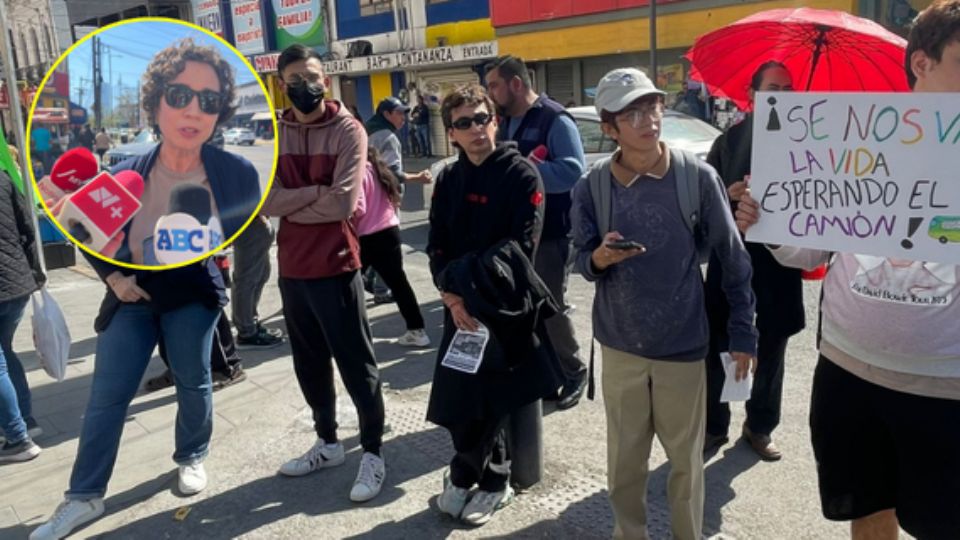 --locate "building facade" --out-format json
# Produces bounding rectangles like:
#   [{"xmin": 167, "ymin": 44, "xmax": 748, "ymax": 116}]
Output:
[{"xmin": 491, "ymin": 0, "xmax": 861, "ymax": 109}]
